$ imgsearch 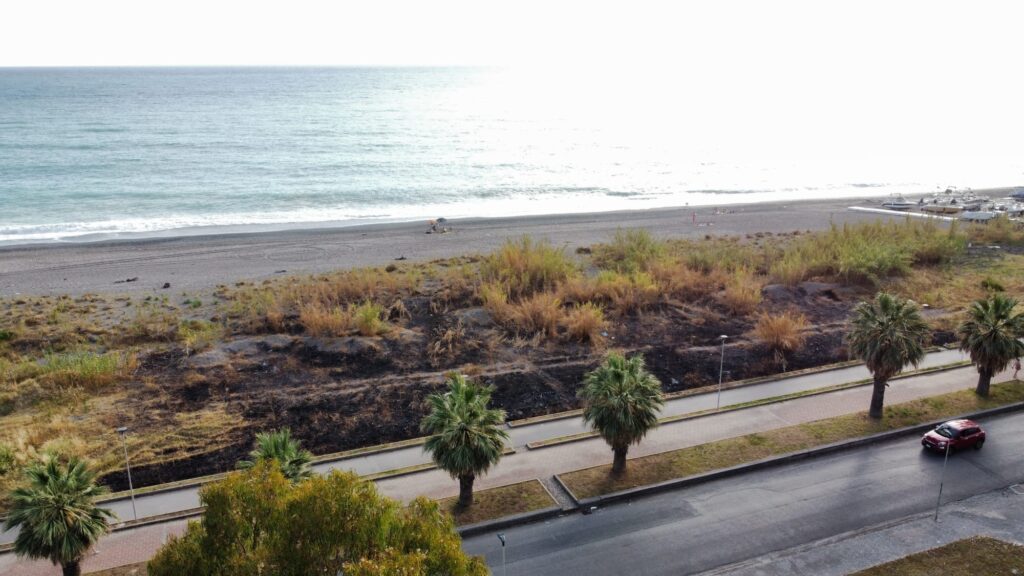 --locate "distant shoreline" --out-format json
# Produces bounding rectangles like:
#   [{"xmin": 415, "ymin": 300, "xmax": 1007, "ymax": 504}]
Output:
[{"xmin": 0, "ymin": 190, "xmax": 1015, "ymax": 298}]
